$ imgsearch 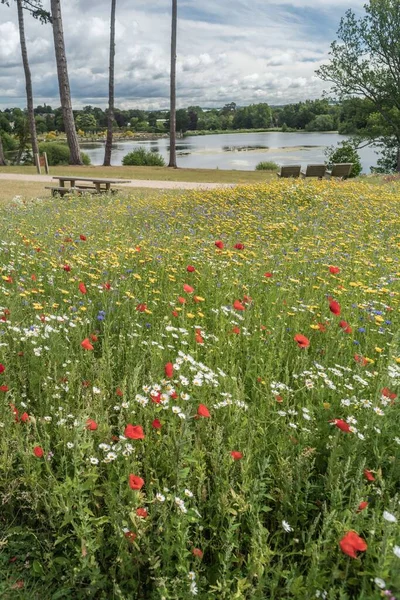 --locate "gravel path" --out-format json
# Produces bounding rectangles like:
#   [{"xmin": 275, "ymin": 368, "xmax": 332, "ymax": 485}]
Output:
[{"xmin": 0, "ymin": 173, "xmax": 236, "ymax": 190}]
